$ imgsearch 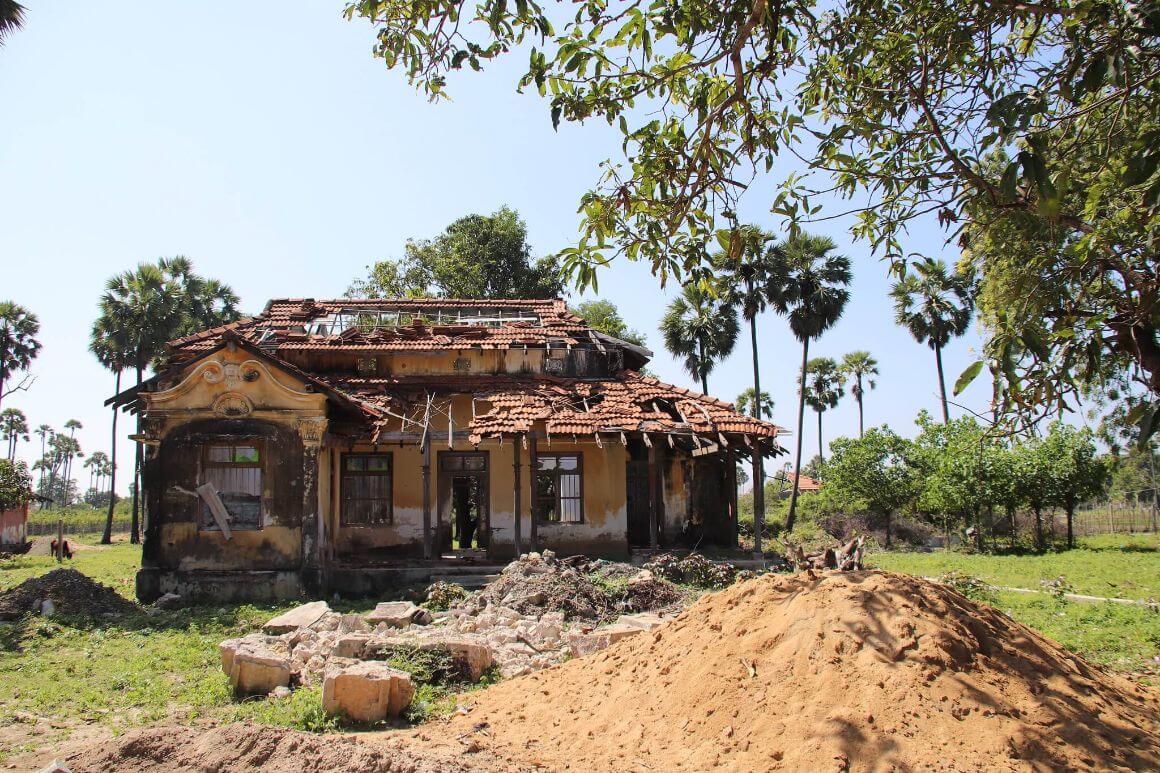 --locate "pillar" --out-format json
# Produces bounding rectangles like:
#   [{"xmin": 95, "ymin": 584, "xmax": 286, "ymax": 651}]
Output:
[
  {"xmin": 513, "ymin": 434, "xmax": 523, "ymax": 557},
  {"xmin": 298, "ymin": 416, "xmax": 328, "ymax": 593}
]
